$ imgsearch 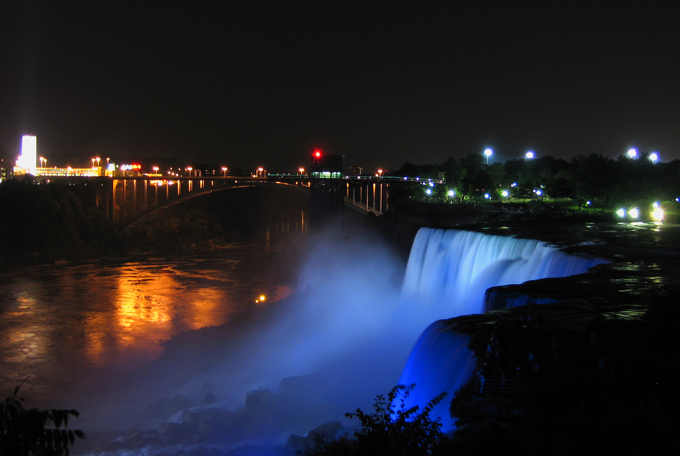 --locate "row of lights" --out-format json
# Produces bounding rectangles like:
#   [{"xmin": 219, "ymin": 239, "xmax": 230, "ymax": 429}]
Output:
[
  {"xmin": 627, "ymin": 148, "xmax": 659, "ymax": 162},
  {"xmin": 427, "ymin": 182, "xmax": 667, "ymax": 221},
  {"xmin": 616, "ymin": 202, "xmax": 664, "ymax": 222},
  {"xmin": 483, "ymin": 148, "xmax": 535, "ymax": 164},
  {"xmin": 482, "ymin": 148, "xmax": 661, "ymax": 164}
]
